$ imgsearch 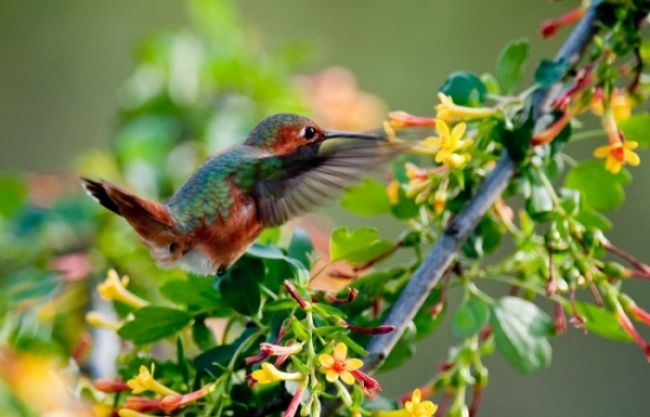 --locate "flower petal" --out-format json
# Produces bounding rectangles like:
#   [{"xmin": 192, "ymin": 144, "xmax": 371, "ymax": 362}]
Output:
[
  {"xmin": 318, "ymin": 354, "xmax": 334, "ymax": 368},
  {"xmin": 624, "ymin": 149, "xmax": 641, "ymax": 166},
  {"xmin": 345, "ymin": 358, "xmax": 363, "ymax": 371},
  {"xmin": 625, "ymin": 140, "xmax": 639, "ymax": 150},
  {"xmin": 412, "ymin": 389, "xmax": 422, "ymax": 402},
  {"xmin": 325, "ymin": 370, "xmax": 339, "ymax": 382},
  {"xmin": 451, "ymin": 122, "xmax": 467, "ymax": 142},
  {"xmin": 333, "ymin": 343, "xmax": 348, "ymax": 361},
  {"xmin": 593, "ymin": 145, "xmax": 611, "ymax": 158},
  {"xmin": 340, "ymin": 371, "xmax": 355, "ymax": 385},
  {"xmin": 436, "ymin": 119, "xmax": 450, "ymax": 139}
]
